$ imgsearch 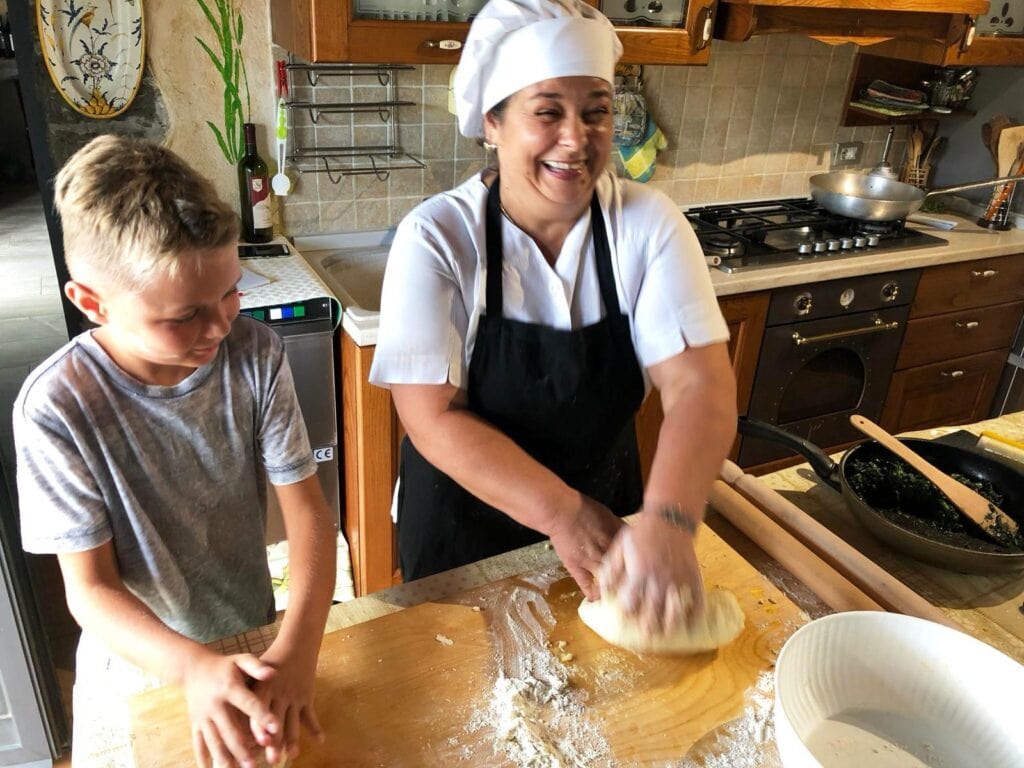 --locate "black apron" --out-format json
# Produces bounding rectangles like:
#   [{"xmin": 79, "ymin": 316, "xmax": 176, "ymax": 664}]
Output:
[{"xmin": 396, "ymin": 179, "xmax": 646, "ymax": 580}]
